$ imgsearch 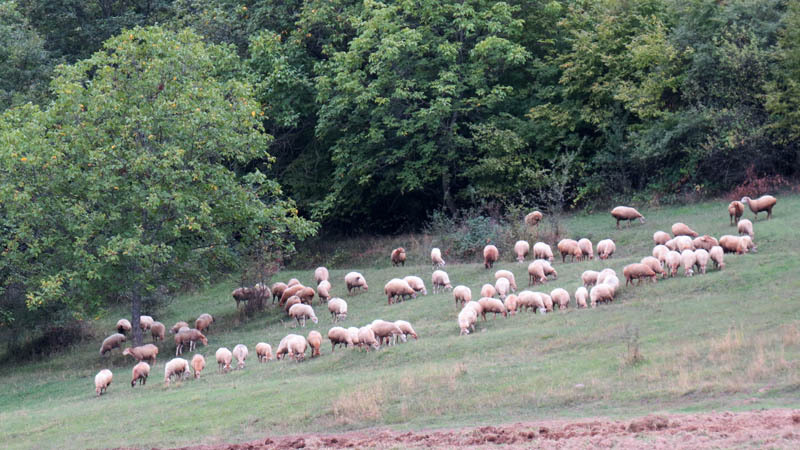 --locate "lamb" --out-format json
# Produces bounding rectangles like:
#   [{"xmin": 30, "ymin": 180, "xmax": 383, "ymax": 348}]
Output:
[
  {"xmin": 737, "ymin": 218, "xmax": 754, "ymax": 238},
  {"xmin": 453, "ymin": 285, "xmax": 472, "ymax": 307},
  {"xmin": 371, "ymin": 320, "xmax": 403, "ymax": 346},
  {"xmin": 514, "ymin": 240, "xmax": 530, "ymax": 263},
  {"xmin": 503, "ymin": 294, "xmax": 519, "ymax": 315},
  {"xmin": 391, "ymin": 247, "xmax": 407, "ymax": 266},
  {"xmin": 557, "ymin": 239, "xmax": 582, "ymax": 262},
  {"xmin": 575, "ymin": 287, "xmax": 589, "ymax": 308},
  {"xmin": 653, "ymin": 231, "xmax": 671, "ymax": 246},
  {"xmin": 232, "ymin": 344, "xmax": 248, "ymax": 369},
  {"xmin": 384, "ymin": 278, "xmax": 416, "ymax": 304},
  {"xmin": 288, "ymin": 304, "xmax": 318, "ymax": 327},
  {"xmin": 164, "ymin": 358, "xmax": 190, "ymax": 386},
  {"xmin": 150, "ymin": 321, "xmax": 165, "ymax": 342},
  {"xmin": 174, "ymin": 329, "xmax": 207, "ymax": 356},
  {"xmin": 741, "ymin": 195, "xmax": 777, "ymax": 220},
  {"xmin": 494, "ymin": 277, "xmax": 510, "ymax": 300},
  {"xmin": 194, "ymin": 313, "xmax": 213, "ymax": 334},
  {"xmin": 665, "ymin": 250, "xmax": 682, "ymax": 277},
  {"xmin": 328, "ymin": 327, "xmax": 353, "ymax": 351},
  {"xmin": 271, "ymin": 282, "xmax": 288, "ymax": 304},
  {"xmin": 480, "ymin": 283, "xmax": 497, "ymax": 299},
  {"xmin": 216, "ymin": 347, "xmax": 232, "ymax": 372},
  {"xmin": 116, "ymin": 319, "xmax": 132, "ymax": 335},
  {"xmin": 256, "ymin": 342, "xmax": 273, "ymax": 362},
  {"xmin": 297, "ymin": 286, "xmax": 316, "ymax": 305},
  {"xmin": 403, "ymin": 275, "xmax": 427, "ymax": 296},
  {"xmin": 347, "ymin": 327, "xmax": 360, "ymax": 347},
  {"xmin": 170, "ymin": 321, "xmax": 189, "ymax": 334},
  {"xmin": 317, "ymin": 280, "xmax": 332, "ymax": 303},
  {"xmin": 623, "ymin": 263, "xmax": 657, "ymax": 286},
  {"xmin": 728, "ymin": 200, "xmax": 744, "ymax": 225},
  {"xmin": 674, "ymin": 235, "xmax": 695, "ymax": 252},
  {"xmin": 131, "ymin": 362, "xmax": 149, "ymax": 387},
  {"xmin": 694, "ymin": 249, "xmax": 710, "ymax": 274},
  {"xmin": 327, "ymin": 297, "xmax": 348, "ymax": 322},
  {"xmin": 590, "ymin": 284, "xmax": 614, "ymax": 307},
  {"xmin": 525, "ymin": 211, "xmax": 543, "ymax": 227},
  {"xmin": 307, "ymin": 330, "xmax": 322, "ymax": 357},
  {"xmin": 314, "ymin": 266, "xmax": 330, "ymax": 285},
  {"xmin": 431, "ymin": 247, "xmax": 446, "ymax": 268},
  {"xmin": 357, "ymin": 326, "xmax": 380, "ymax": 351},
  {"xmin": 528, "ymin": 261, "xmax": 547, "ymax": 286},
  {"xmin": 394, "ymin": 320, "xmax": 418, "ymax": 341},
  {"xmin": 94, "ymin": 369, "xmax": 113, "ymax": 396},
  {"xmin": 597, "ymin": 268, "xmax": 617, "ymax": 285},
  {"xmin": 432, "ymin": 270, "xmax": 453, "ymax": 294},
  {"xmin": 652, "ymin": 245, "xmax": 669, "ymax": 264},
  {"xmin": 611, "ymin": 206, "xmax": 645, "ymax": 228},
  {"xmin": 692, "ymin": 235, "xmax": 719, "ymax": 251},
  {"xmin": 483, "ymin": 245, "xmax": 499, "ymax": 269},
  {"xmin": 122, "ymin": 344, "xmax": 159, "ymax": 365},
  {"xmin": 551, "ymin": 288, "xmax": 570, "ymax": 309},
  {"xmin": 640, "ymin": 256, "xmax": 666, "ymax": 279},
  {"xmin": 597, "ymin": 239, "xmax": 616, "ymax": 260},
  {"xmin": 532, "ymin": 242, "xmax": 554, "ymax": 261},
  {"xmin": 99, "ymin": 333, "xmax": 126, "ymax": 356},
  {"xmin": 581, "ymin": 270, "xmax": 599, "ymax": 287},
  {"xmin": 709, "ymin": 246, "xmax": 725, "ymax": 270},
  {"xmin": 517, "ymin": 291, "xmax": 545, "ymax": 312},
  {"xmin": 478, "ymin": 297, "xmax": 507, "ymax": 320},
  {"xmin": 191, "ymin": 354, "xmax": 205, "ymax": 378},
  {"xmin": 458, "ymin": 308, "xmax": 477, "ymax": 335},
  {"xmin": 494, "ymin": 270, "xmax": 517, "ymax": 292},
  {"xmin": 578, "ymin": 238, "xmax": 594, "ymax": 260},
  {"xmin": 344, "ymin": 272, "xmax": 369, "ymax": 295},
  {"xmin": 671, "ymin": 222, "xmax": 698, "ymax": 237},
  {"xmin": 681, "ymin": 249, "xmax": 697, "ymax": 277}
]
